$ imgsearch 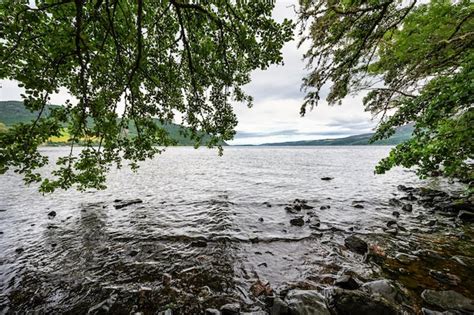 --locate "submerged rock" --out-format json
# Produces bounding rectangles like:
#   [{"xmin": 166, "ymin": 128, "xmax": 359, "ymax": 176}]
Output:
[
  {"xmin": 344, "ymin": 235, "xmax": 368, "ymax": 255},
  {"xmin": 285, "ymin": 290, "xmax": 331, "ymax": 315},
  {"xmin": 334, "ymin": 275, "xmax": 359, "ymax": 290},
  {"xmin": 402, "ymin": 204, "xmax": 413, "ymax": 212},
  {"xmin": 47, "ymin": 211, "xmax": 57, "ymax": 218},
  {"xmin": 392, "ymin": 211, "xmax": 400, "ymax": 217},
  {"xmin": 114, "ymin": 199, "xmax": 143, "ymax": 209},
  {"xmin": 290, "ymin": 216, "xmax": 304, "ymax": 227},
  {"xmin": 320, "ymin": 205, "xmax": 330, "ymax": 210},
  {"xmin": 353, "ymin": 204, "xmax": 364, "ymax": 209},
  {"xmin": 205, "ymin": 309, "xmax": 221, "ymax": 315},
  {"xmin": 421, "ymin": 290, "xmax": 474, "ymax": 313},
  {"xmin": 326, "ymin": 288, "xmax": 398, "ymax": 315},
  {"xmin": 389, "ymin": 198, "xmax": 402, "ymax": 207},
  {"xmin": 321, "ymin": 177, "xmax": 333, "ymax": 181}
]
